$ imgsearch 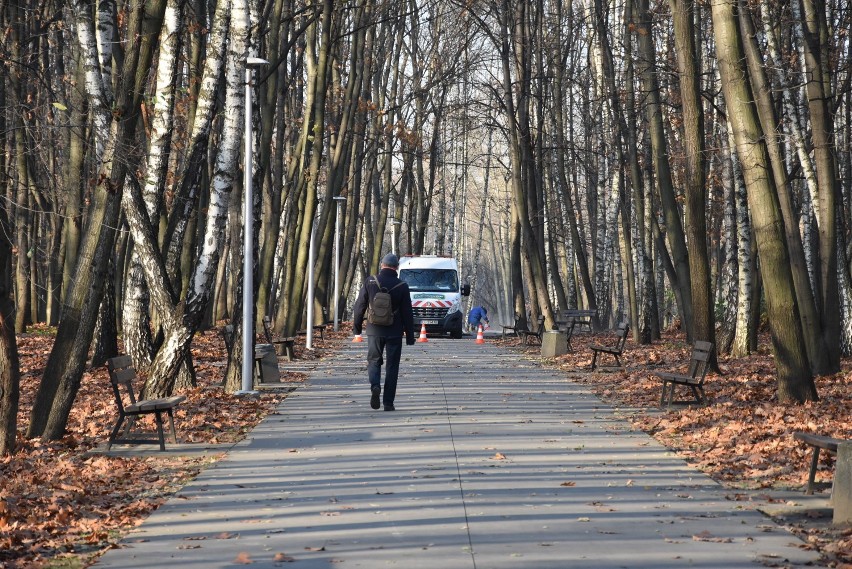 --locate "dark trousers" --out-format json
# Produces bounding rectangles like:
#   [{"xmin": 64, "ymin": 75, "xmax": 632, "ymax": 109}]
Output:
[{"xmin": 367, "ymin": 335, "xmax": 402, "ymax": 405}]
